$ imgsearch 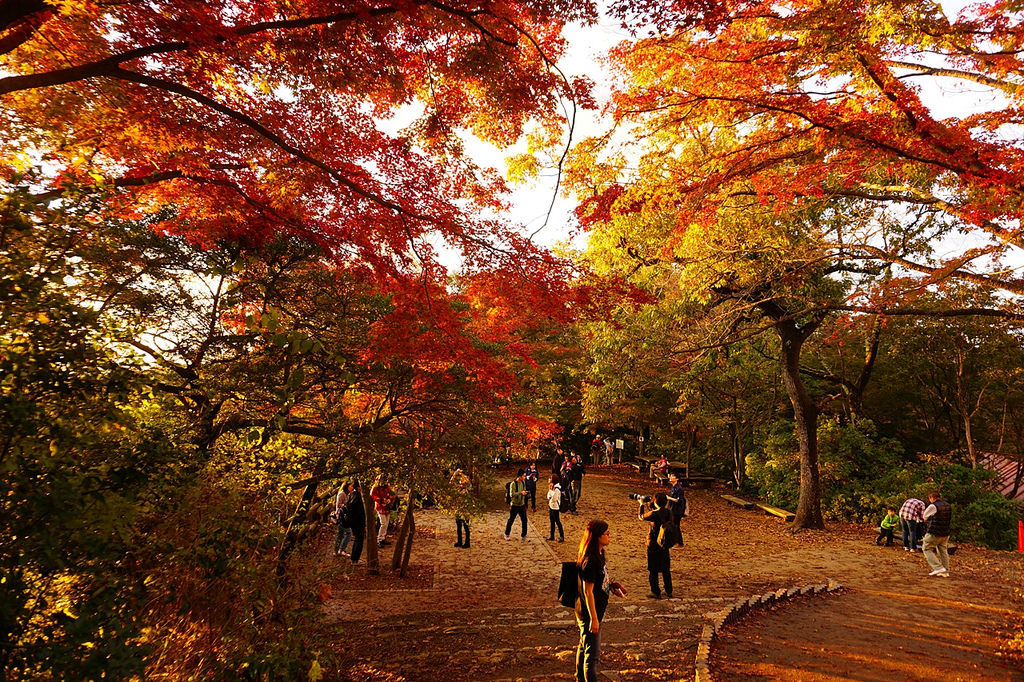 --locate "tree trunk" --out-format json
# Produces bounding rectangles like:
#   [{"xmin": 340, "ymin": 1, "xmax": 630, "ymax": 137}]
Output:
[
  {"xmin": 275, "ymin": 453, "xmax": 327, "ymax": 580},
  {"xmin": 728, "ymin": 419, "xmax": 744, "ymax": 488},
  {"xmin": 1010, "ymin": 458, "xmax": 1023, "ymax": 499},
  {"xmin": 361, "ymin": 483, "xmax": 379, "ymax": 575},
  {"xmin": 777, "ymin": 322, "xmax": 825, "ymax": 531},
  {"xmin": 399, "ymin": 509, "xmax": 415, "ymax": 577},
  {"xmin": 391, "ymin": 489, "xmax": 415, "ymax": 571}
]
